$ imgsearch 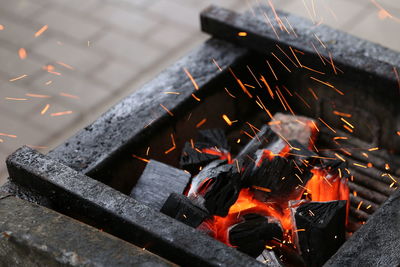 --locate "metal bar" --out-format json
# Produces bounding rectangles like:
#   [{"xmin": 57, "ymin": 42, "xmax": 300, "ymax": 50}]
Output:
[
  {"xmin": 0, "ymin": 193, "xmax": 175, "ymax": 267},
  {"xmin": 6, "ymin": 146, "xmax": 267, "ymax": 267}
]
